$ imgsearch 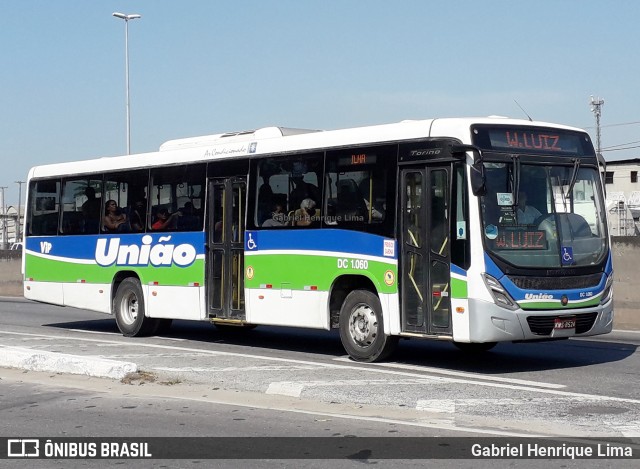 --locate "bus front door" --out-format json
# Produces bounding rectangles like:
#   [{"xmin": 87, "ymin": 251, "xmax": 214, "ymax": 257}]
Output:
[
  {"xmin": 207, "ymin": 177, "xmax": 246, "ymax": 321},
  {"xmin": 399, "ymin": 166, "xmax": 452, "ymax": 335}
]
